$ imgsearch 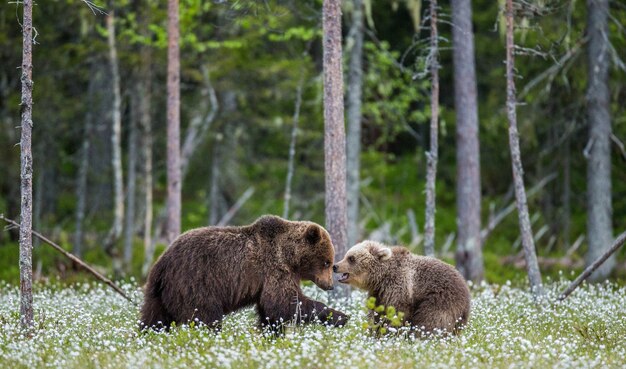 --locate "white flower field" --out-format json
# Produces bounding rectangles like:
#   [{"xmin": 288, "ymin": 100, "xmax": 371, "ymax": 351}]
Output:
[{"xmin": 1, "ymin": 278, "xmax": 625, "ymax": 369}]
